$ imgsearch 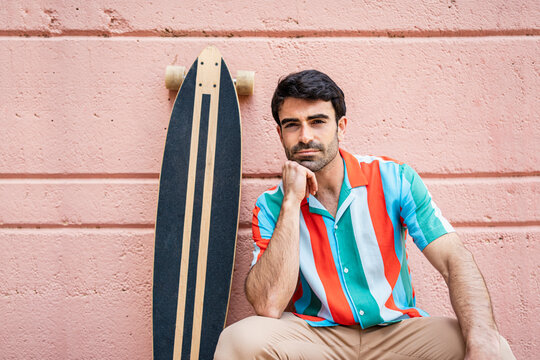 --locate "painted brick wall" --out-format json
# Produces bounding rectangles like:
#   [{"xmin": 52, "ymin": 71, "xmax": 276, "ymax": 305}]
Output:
[{"xmin": 1, "ymin": 1, "xmax": 538, "ymax": 359}]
